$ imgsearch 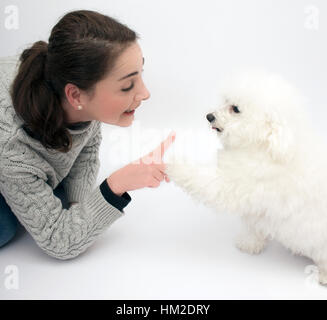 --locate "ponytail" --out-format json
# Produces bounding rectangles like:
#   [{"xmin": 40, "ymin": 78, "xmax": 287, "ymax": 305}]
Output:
[{"xmin": 10, "ymin": 40, "xmax": 72, "ymax": 152}]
